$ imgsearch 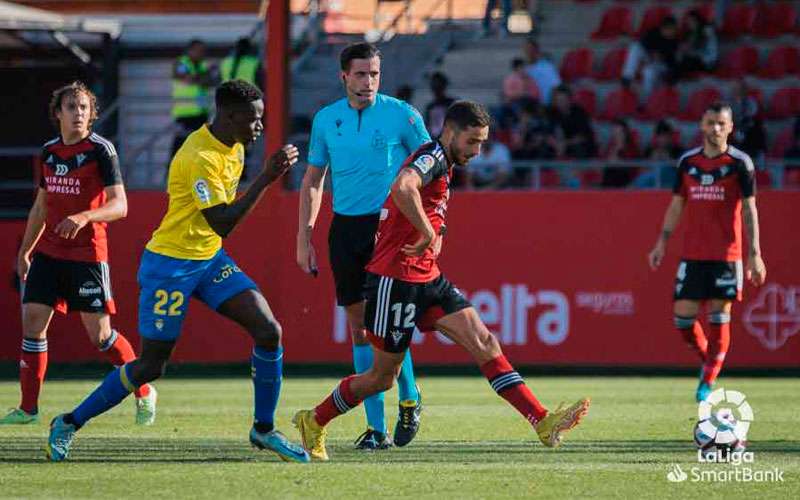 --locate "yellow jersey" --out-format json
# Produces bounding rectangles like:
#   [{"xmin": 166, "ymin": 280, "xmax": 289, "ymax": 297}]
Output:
[{"xmin": 146, "ymin": 125, "xmax": 245, "ymax": 260}]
